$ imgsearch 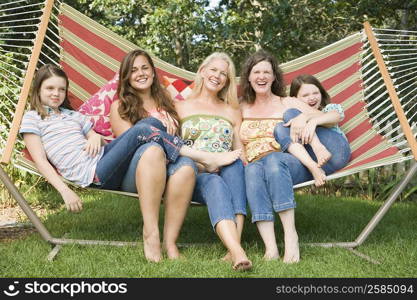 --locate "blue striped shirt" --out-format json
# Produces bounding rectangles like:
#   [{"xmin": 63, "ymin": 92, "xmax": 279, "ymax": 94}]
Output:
[{"xmin": 19, "ymin": 108, "xmax": 104, "ymax": 187}]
